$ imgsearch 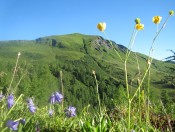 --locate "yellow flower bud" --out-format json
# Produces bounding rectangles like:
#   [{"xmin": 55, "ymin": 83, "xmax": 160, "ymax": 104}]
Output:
[
  {"xmin": 135, "ymin": 23, "xmax": 144, "ymax": 30},
  {"xmin": 169, "ymin": 10, "xmax": 174, "ymax": 16},
  {"xmin": 97, "ymin": 22, "xmax": 106, "ymax": 32},
  {"xmin": 92, "ymin": 70, "xmax": 95, "ymax": 75},
  {"xmin": 152, "ymin": 16, "xmax": 162, "ymax": 24},
  {"xmin": 135, "ymin": 18, "xmax": 141, "ymax": 24}
]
